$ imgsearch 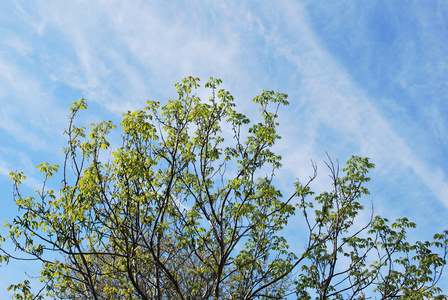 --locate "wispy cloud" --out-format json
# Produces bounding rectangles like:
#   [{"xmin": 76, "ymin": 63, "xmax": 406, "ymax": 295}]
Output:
[
  {"xmin": 2, "ymin": 0, "xmax": 446, "ymax": 211},
  {"xmin": 0, "ymin": 58, "xmax": 67, "ymax": 152},
  {"xmin": 257, "ymin": 1, "xmax": 448, "ymax": 210},
  {"xmin": 24, "ymin": 1, "xmax": 249, "ymax": 113}
]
